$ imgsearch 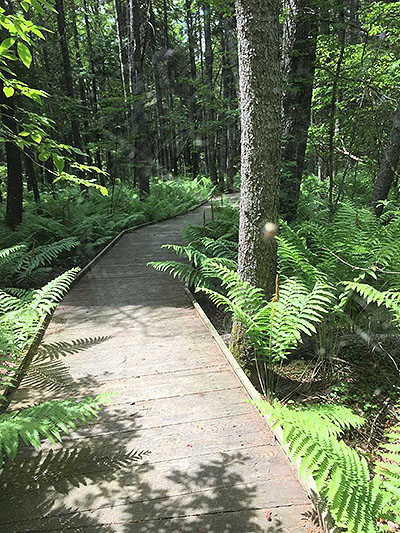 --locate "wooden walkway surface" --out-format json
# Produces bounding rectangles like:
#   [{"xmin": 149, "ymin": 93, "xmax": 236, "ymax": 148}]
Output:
[{"xmin": 0, "ymin": 203, "xmax": 315, "ymax": 533}]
